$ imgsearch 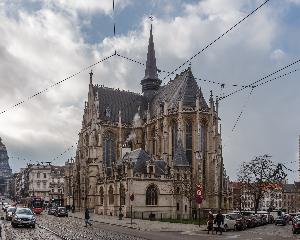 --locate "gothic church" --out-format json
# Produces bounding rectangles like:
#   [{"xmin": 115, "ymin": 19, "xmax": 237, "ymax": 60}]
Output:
[{"xmin": 73, "ymin": 25, "xmax": 230, "ymax": 218}]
